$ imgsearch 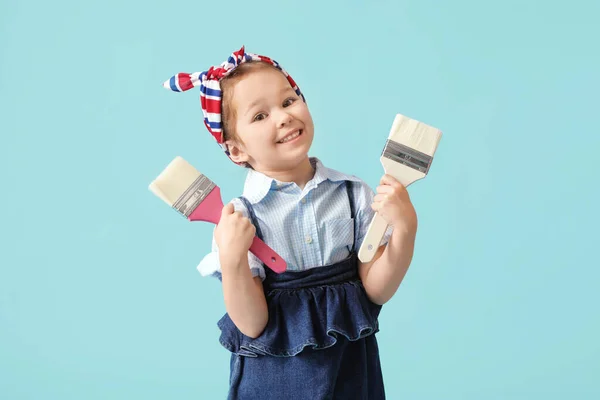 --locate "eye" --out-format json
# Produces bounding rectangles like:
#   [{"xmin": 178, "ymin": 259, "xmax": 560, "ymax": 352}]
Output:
[
  {"xmin": 282, "ymin": 97, "xmax": 296, "ymax": 107},
  {"xmin": 253, "ymin": 112, "xmax": 267, "ymax": 122}
]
